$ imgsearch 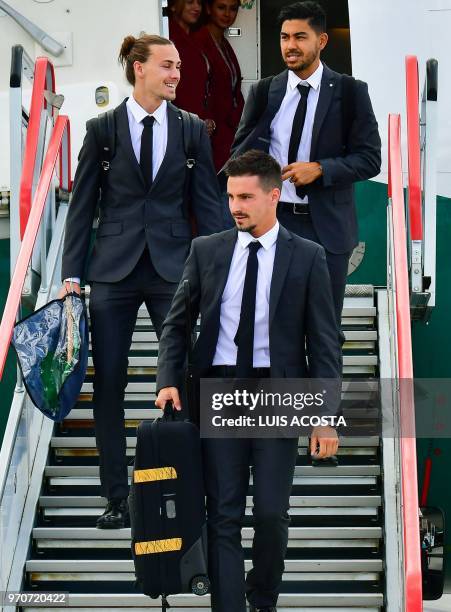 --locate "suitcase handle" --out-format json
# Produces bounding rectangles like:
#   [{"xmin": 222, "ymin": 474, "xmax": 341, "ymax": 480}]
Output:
[{"xmin": 163, "ymin": 401, "xmax": 177, "ymax": 421}]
